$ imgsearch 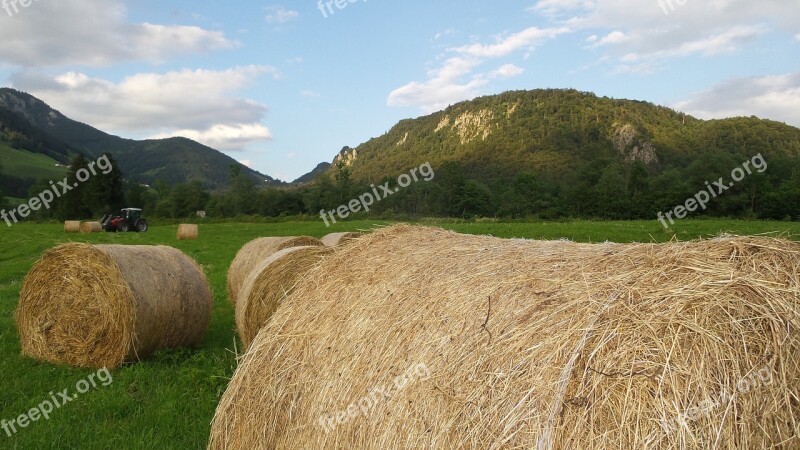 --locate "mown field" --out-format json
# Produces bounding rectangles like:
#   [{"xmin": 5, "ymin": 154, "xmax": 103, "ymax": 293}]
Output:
[{"xmin": 0, "ymin": 219, "xmax": 798, "ymax": 449}]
